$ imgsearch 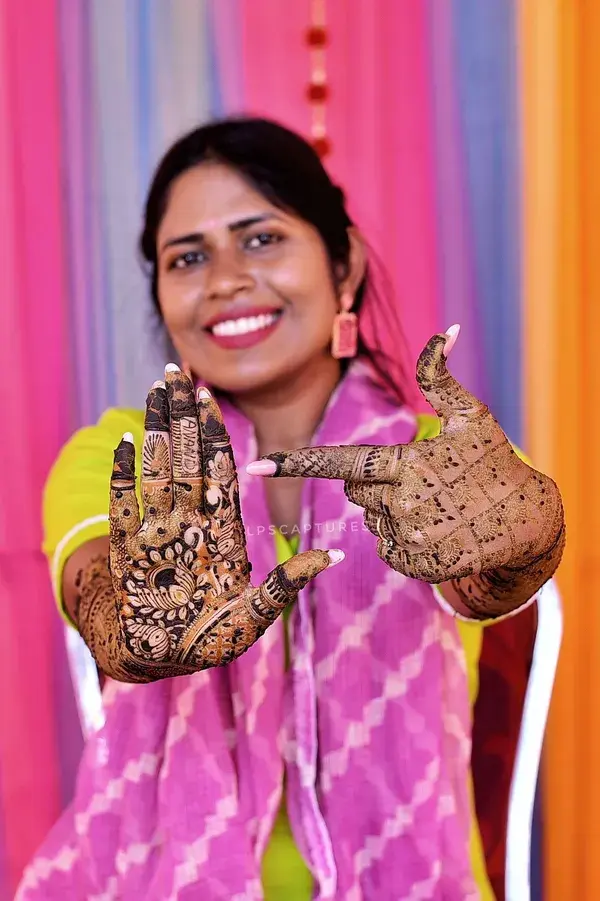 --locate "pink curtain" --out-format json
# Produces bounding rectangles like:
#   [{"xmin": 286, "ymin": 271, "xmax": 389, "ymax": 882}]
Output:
[
  {"xmin": 233, "ymin": 0, "xmax": 442, "ymax": 369},
  {"xmin": 0, "ymin": 0, "xmax": 81, "ymax": 894}
]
